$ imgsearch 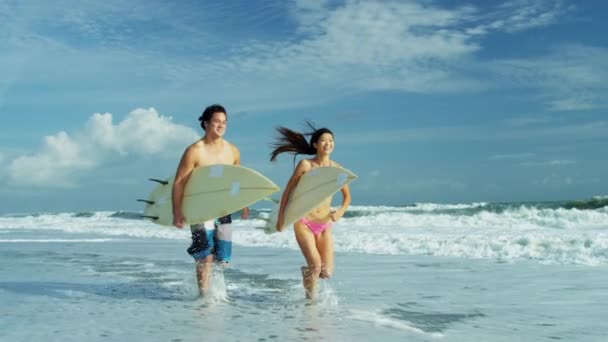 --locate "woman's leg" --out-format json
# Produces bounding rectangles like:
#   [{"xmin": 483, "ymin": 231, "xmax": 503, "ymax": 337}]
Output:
[
  {"xmin": 317, "ymin": 227, "xmax": 334, "ymax": 279},
  {"xmin": 294, "ymin": 221, "xmax": 322, "ymax": 299}
]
